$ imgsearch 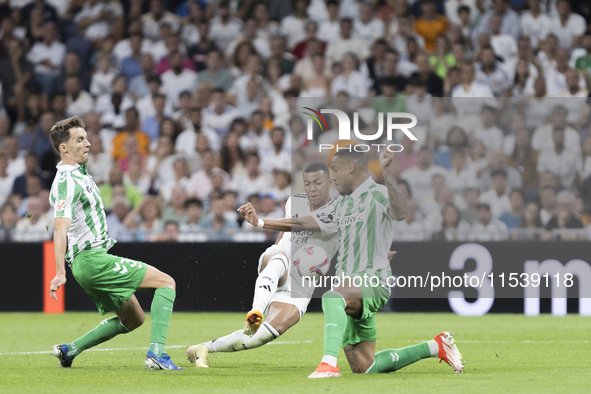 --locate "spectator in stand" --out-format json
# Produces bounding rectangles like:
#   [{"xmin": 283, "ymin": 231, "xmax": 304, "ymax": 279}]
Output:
[
  {"xmin": 435, "ymin": 126, "xmax": 469, "ymax": 170},
  {"xmin": 549, "ymin": 0, "xmax": 586, "ymax": 49},
  {"xmin": 489, "ymin": 13, "xmax": 517, "ymax": 64},
  {"xmin": 90, "ymin": 52, "xmax": 119, "ymax": 98},
  {"xmin": 447, "ymin": 150, "xmax": 477, "ymax": 194},
  {"xmin": 4, "ymin": 136, "xmax": 25, "ymax": 178},
  {"xmin": 198, "ymin": 49, "xmax": 234, "ymax": 91},
  {"xmin": 120, "ymin": 33, "xmax": 145, "ymax": 82},
  {"xmin": 98, "ymin": 166, "xmax": 144, "ymax": 211},
  {"xmin": 0, "ymin": 150, "xmax": 15, "ymax": 206},
  {"xmin": 520, "ymin": 0, "xmax": 551, "ymax": 50},
  {"xmin": 187, "ymin": 149, "xmax": 228, "ymax": 201},
  {"xmin": 472, "ymin": 0, "xmax": 521, "ymax": 45},
  {"xmin": 158, "ymin": 221, "xmax": 180, "ymax": 241},
  {"xmin": 512, "ymin": 201, "xmax": 544, "ymax": 240},
  {"xmin": 162, "ymin": 186, "xmax": 188, "ymax": 224},
  {"xmin": 11, "ymin": 153, "xmax": 48, "ymax": 198},
  {"xmin": 209, "ymin": 0, "xmax": 244, "ymax": 50},
  {"xmin": 475, "ymin": 46, "xmax": 512, "ymax": 97},
  {"xmin": 531, "ymin": 105, "xmax": 581, "ymax": 154},
  {"xmin": 129, "ymin": 53, "xmax": 155, "ymax": 99},
  {"xmin": 260, "ymin": 126, "xmax": 290, "ymax": 175},
  {"xmin": 230, "ymin": 152, "xmax": 273, "ymax": 204},
  {"xmin": 123, "ymin": 195, "xmax": 163, "ymax": 241},
  {"xmin": 392, "ymin": 198, "xmax": 432, "ymax": 241},
  {"xmin": 433, "ymin": 203, "xmax": 472, "ymax": 241},
  {"xmin": 203, "ymin": 88, "xmax": 240, "ymax": 138},
  {"xmin": 539, "ymin": 185, "xmax": 557, "ymax": 226},
  {"xmin": 105, "ymin": 196, "xmax": 133, "ymax": 242},
  {"xmin": 499, "ymin": 189, "xmax": 526, "ymax": 228},
  {"xmin": 141, "ymin": 0, "xmax": 180, "ymax": 42},
  {"xmin": 537, "ymin": 126, "xmax": 582, "ymax": 189},
  {"xmin": 188, "ymin": 19, "xmax": 219, "ymax": 72},
  {"xmin": 64, "ymin": 74, "xmax": 93, "ymax": 118},
  {"xmin": 326, "ymin": 18, "xmax": 370, "ymax": 68},
  {"xmin": 293, "ymin": 20, "xmax": 325, "ymax": 61},
  {"xmin": 0, "ymin": 203, "xmax": 17, "ymax": 242},
  {"xmin": 545, "ymin": 190, "xmax": 586, "ymax": 240},
  {"xmin": 508, "ymin": 128, "xmax": 538, "ymax": 194},
  {"xmin": 414, "ymin": 0, "xmax": 449, "ymax": 53},
  {"xmin": 86, "ymin": 134, "xmax": 113, "ymax": 185},
  {"xmin": 198, "ymin": 196, "xmax": 238, "ymax": 241},
  {"xmin": 26, "ymin": 22, "xmax": 65, "ymax": 107},
  {"xmin": 123, "ymin": 152, "xmax": 151, "ymax": 195},
  {"xmin": 13, "ymin": 196, "xmax": 51, "ymax": 241},
  {"xmin": 111, "ymin": 107, "xmax": 150, "ymax": 161},
  {"xmin": 479, "ymin": 149, "xmax": 523, "ymax": 192},
  {"xmin": 402, "ymin": 147, "xmax": 448, "ymax": 203},
  {"xmin": 161, "ymin": 51, "xmax": 198, "ymax": 109},
  {"xmin": 155, "ymin": 33, "xmax": 196, "ymax": 75},
  {"xmin": 461, "ymin": 187, "xmax": 480, "ymax": 225},
  {"xmin": 473, "ymin": 202, "xmax": 509, "ymax": 241},
  {"xmin": 180, "ymin": 197, "xmax": 203, "ymax": 232}
]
